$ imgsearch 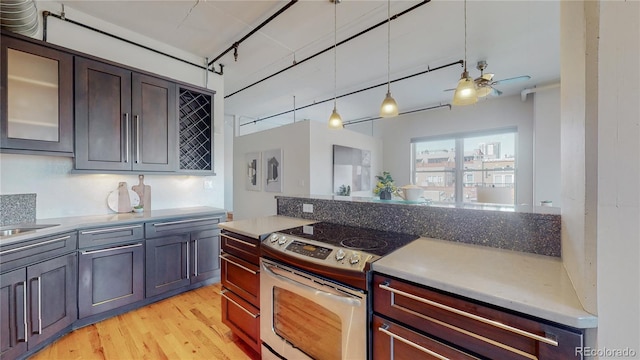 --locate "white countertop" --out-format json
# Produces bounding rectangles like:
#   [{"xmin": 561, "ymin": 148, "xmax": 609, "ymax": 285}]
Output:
[
  {"xmin": 219, "ymin": 215, "xmax": 316, "ymax": 239},
  {"xmin": 372, "ymin": 237, "xmax": 598, "ymax": 329},
  {"xmin": 0, "ymin": 206, "xmax": 226, "ymax": 246}
]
